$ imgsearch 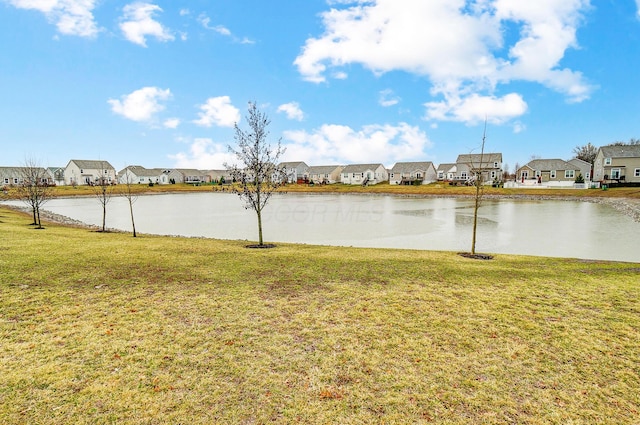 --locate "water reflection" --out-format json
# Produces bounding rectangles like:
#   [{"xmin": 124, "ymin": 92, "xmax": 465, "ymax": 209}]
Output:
[{"xmin": 4, "ymin": 193, "xmax": 638, "ymax": 262}]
